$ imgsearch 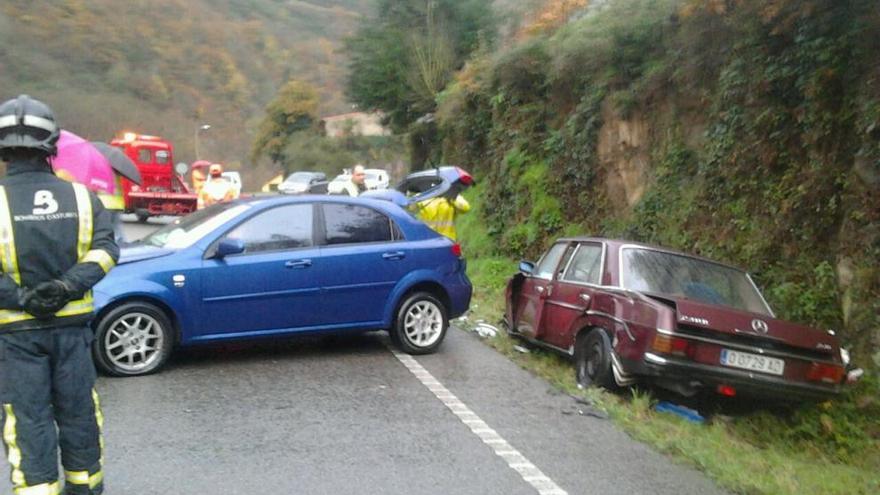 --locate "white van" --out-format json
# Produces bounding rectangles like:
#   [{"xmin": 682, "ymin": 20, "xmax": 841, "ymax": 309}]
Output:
[{"xmin": 221, "ymin": 171, "xmax": 242, "ymax": 198}]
